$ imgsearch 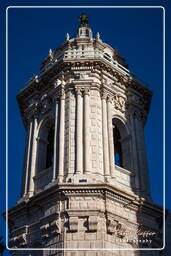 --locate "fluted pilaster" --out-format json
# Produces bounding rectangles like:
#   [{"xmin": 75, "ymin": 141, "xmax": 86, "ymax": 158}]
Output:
[
  {"xmin": 107, "ymin": 96, "xmax": 115, "ymax": 177},
  {"xmin": 28, "ymin": 115, "xmax": 38, "ymax": 196},
  {"xmin": 101, "ymin": 93, "xmax": 110, "ymax": 177},
  {"xmin": 76, "ymin": 88, "xmax": 83, "ymax": 174},
  {"xmin": 52, "ymin": 98, "xmax": 59, "ymax": 182},
  {"xmin": 58, "ymin": 89, "xmax": 65, "ymax": 182},
  {"xmin": 23, "ymin": 118, "xmax": 33, "ymax": 196},
  {"xmin": 84, "ymin": 88, "xmax": 90, "ymax": 174}
]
